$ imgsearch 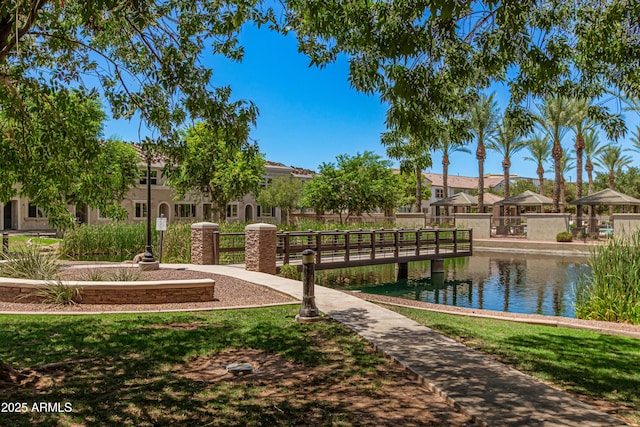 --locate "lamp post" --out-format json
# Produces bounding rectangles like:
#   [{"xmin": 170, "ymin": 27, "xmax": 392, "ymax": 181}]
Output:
[{"xmin": 140, "ymin": 152, "xmax": 159, "ymax": 270}]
